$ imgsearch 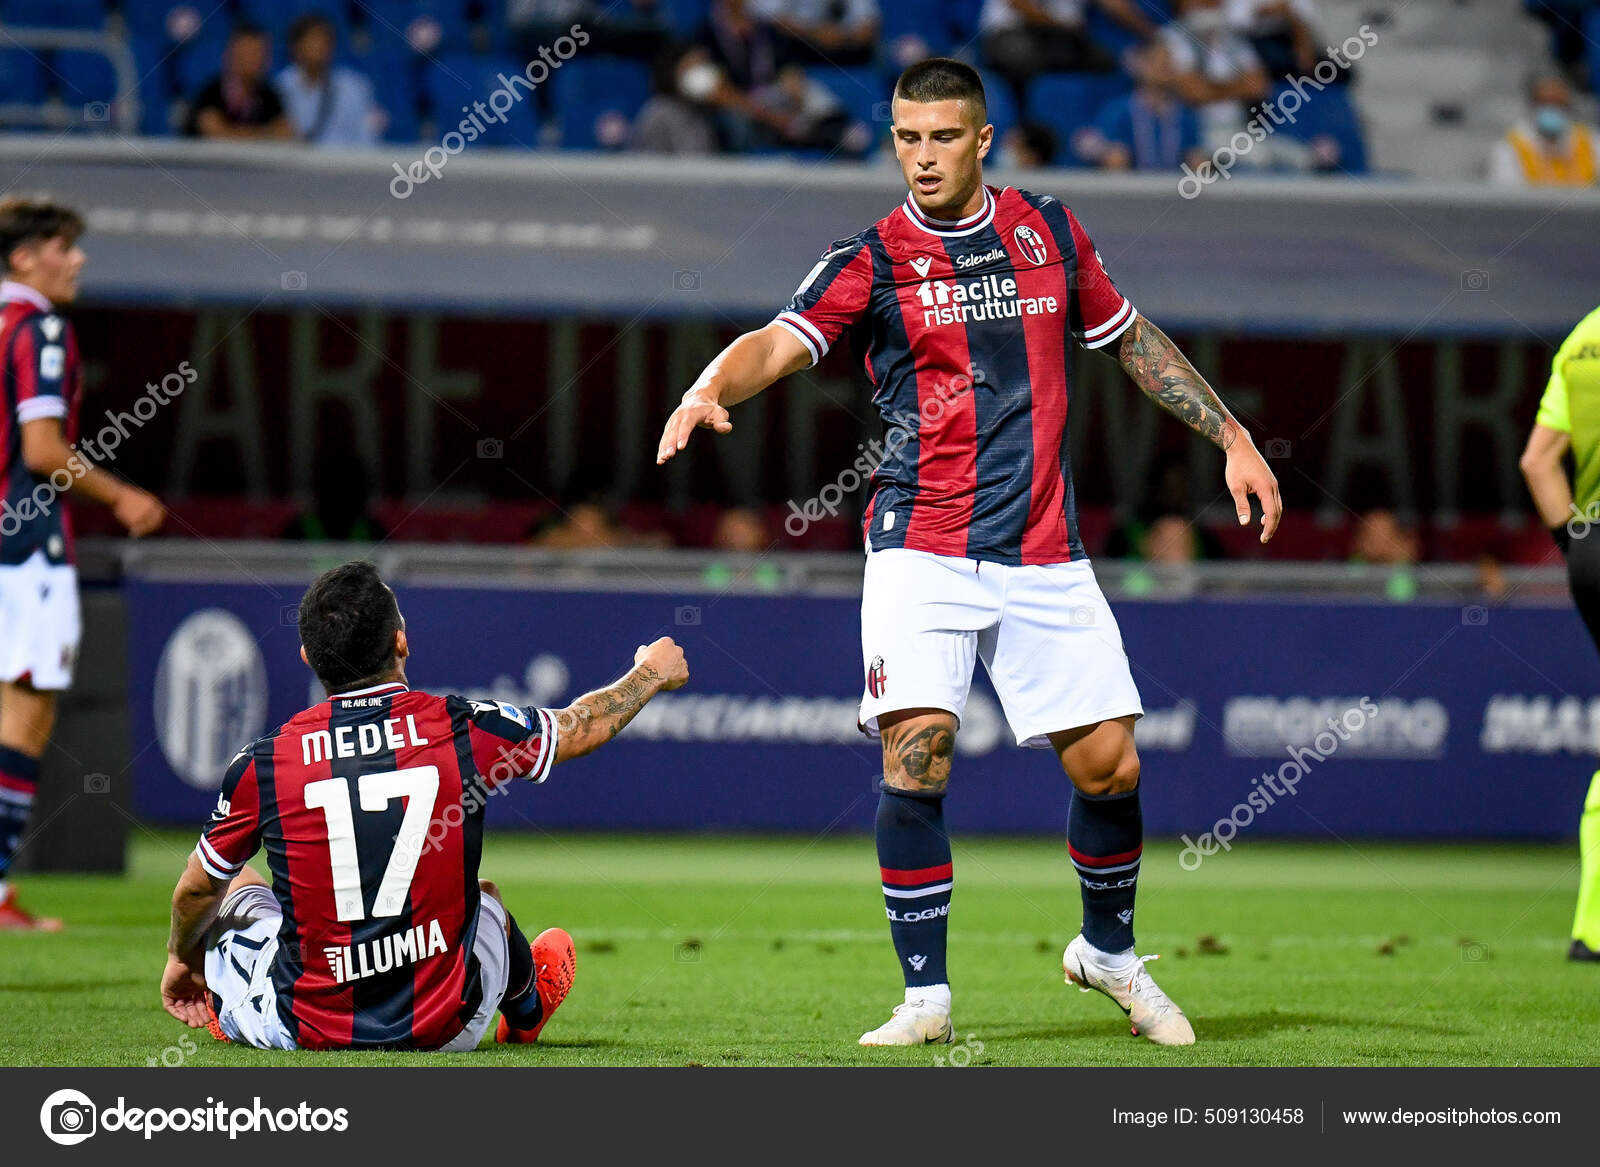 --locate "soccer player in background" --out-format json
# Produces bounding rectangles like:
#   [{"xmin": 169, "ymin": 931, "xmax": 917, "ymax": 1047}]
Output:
[
  {"xmin": 160, "ymin": 561, "xmax": 690, "ymax": 1050},
  {"xmin": 0, "ymin": 198, "xmax": 165, "ymax": 931},
  {"xmin": 1520, "ymin": 302, "xmax": 1600, "ymax": 963},
  {"xmin": 658, "ymin": 59, "xmax": 1280, "ymax": 1046}
]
